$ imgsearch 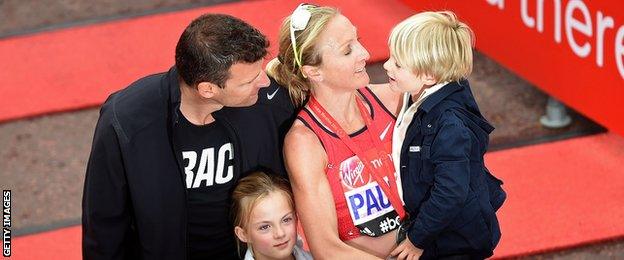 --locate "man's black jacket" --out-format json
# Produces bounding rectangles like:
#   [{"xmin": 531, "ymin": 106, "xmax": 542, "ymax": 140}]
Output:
[{"xmin": 82, "ymin": 67, "xmax": 294, "ymax": 259}]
